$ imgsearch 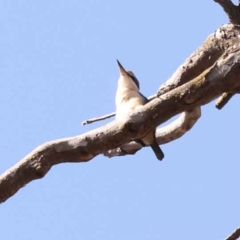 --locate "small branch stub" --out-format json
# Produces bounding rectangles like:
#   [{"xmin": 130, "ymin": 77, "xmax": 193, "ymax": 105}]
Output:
[{"xmin": 216, "ymin": 92, "xmax": 234, "ymax": 109}]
